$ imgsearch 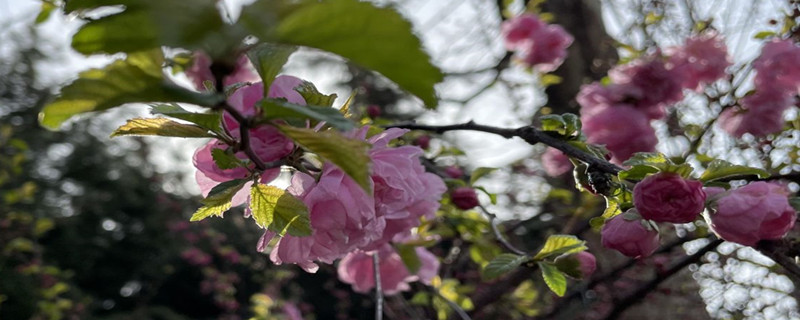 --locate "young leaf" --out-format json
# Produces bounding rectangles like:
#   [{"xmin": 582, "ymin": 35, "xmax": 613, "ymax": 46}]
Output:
[
  {"xmin": 533, "ymin": 235, "xmax": 586, "ymax": 260},
  {"xmin": 622, "ymin": 152, "xmax": 668, "ymax": 168},
  {"xmin": 395, "ymin": 244, "xmax": 422, "ymax": 274},
  {"xmin": 260, "ymin": 99, "xmax": 355, "ymax": 131},
  {"xmin": 191, "ymin": 179, "xmax": 248, "ymax": 221},
  {"xmin": 39, "ymin": 51, "xmax": 220, "ymax": 130},
  {"xmin": 211, "ymin": 148, "xmax": 244, "ymax": 170},
  {"xmin": 293, "ymin": 81, "xmax": 338, "ymax": 107},
  {"xmin": 482, "ymin": 253, "xmax": 529, "ymax": 280},
  {"xmin": 699, "ymin": 159, "xmax": 770, "ymax": 182},
  {"xmin": 247, "ymin": 43, "xmax": 298, "ymax": 96},
  {"xmin": 190, "ymin": 202, "xmax": 233, "ymax": 222},
  {"xmin": 540, "ymin": 114, "xmax": 568, "ymax": 135},
  {"xmin": 150, "ymin": 103, "xmax": 222, "ymax": 134},
  {"xmin": 553, "ymin": 255, "xmax": 583, "ymax": 279},
  {"xmin": 240, "ymin": 0, "xmax": 443, "ymax": 107},
  {"xmin": 277, "ymin": 126, "xmax": 372, "ymax": 192},
  {"xmin": 618, "ymin": 165, "xmax": 659, "ymax": 181},
  {"xmin": 110, "ymin": 118, "xmax": 214, "ymax": 138},
  {"xmin": 249, "ymin": 184, "xmax": 312, "ymax": 237},
  {"xmin": 539, "ymin": 262, "xmax": 567, "ymax": 296},
  {"xmin": 470, "ymin": 167, "xmax": 497, "ymax": 185}
]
